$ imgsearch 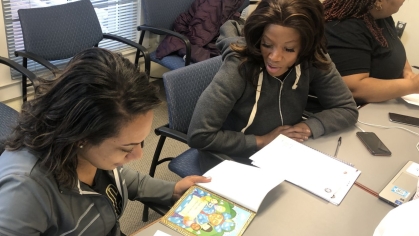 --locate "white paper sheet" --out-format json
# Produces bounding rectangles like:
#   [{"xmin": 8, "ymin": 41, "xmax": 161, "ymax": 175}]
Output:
[
  {"xmin": 197, "ymin": 160, "xmax": 284, "ymax": 212},
  {"xmin": 250, "ymin": 135, "xmax": 360, "ymax": 205},
  {"xmin": 153, "ymin": 230, "xmax": 172, "ymax": 236},
  {"xmin": 402, "ymin": 94, "xmax": 419, "ymax": 106}
]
